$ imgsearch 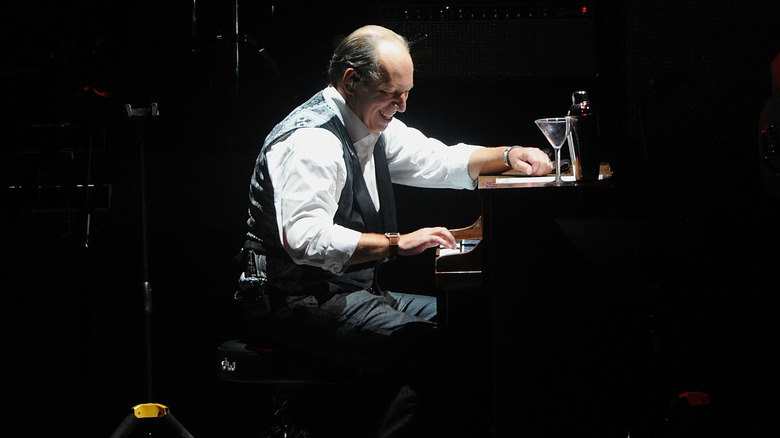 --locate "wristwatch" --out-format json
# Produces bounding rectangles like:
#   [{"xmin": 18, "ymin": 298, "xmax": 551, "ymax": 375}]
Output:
[{"xmin": 384, "ymin": 232, "xmax": 400, "ymax": 257}]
